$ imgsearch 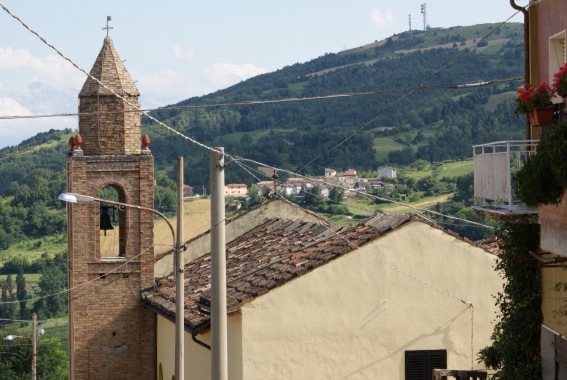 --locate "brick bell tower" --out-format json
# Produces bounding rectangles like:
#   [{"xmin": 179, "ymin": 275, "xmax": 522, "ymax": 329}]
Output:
[{"xmin": 65, "ymin": 36, "xmax": 156, "ymax": 379}]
